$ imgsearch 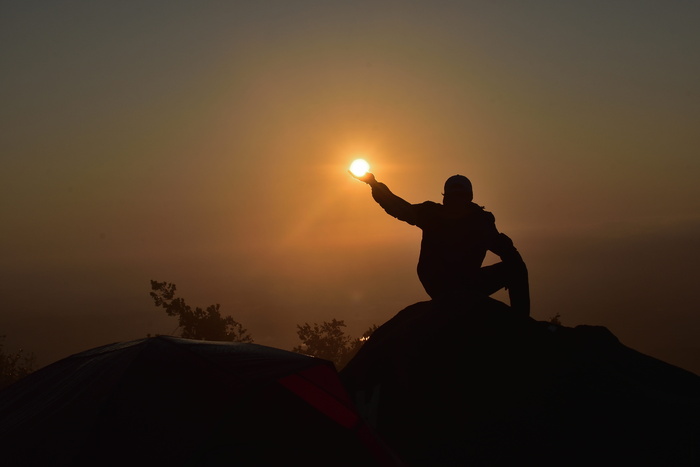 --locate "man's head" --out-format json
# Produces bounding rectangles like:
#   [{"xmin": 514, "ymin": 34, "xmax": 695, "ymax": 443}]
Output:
[{"xmin": 443, "ymin": 175, "xmax": 473, "ymax": 203}]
